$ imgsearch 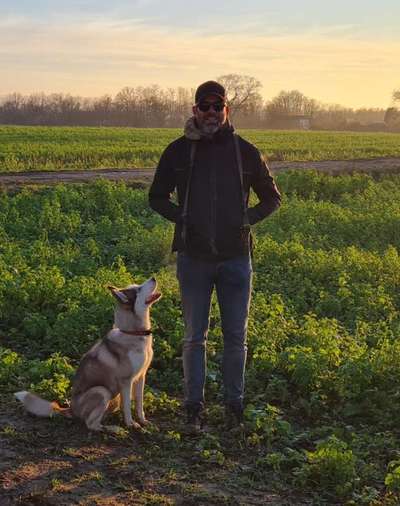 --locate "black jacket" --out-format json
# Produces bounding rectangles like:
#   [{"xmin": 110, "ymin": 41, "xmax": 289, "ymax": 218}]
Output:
[{"xmin": 148, "ymin": 121, "xmax": 281, "ymax": 260}]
